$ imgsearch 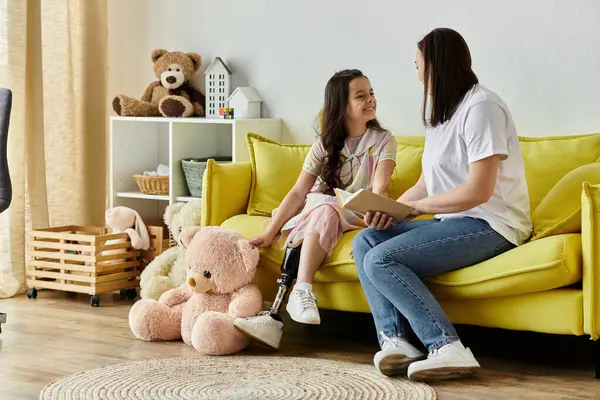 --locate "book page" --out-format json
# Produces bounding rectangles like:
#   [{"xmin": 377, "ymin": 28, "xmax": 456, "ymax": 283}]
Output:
[{"xmin": 333, "ymin": 188, "xmax": 356, "ymax": 206}]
